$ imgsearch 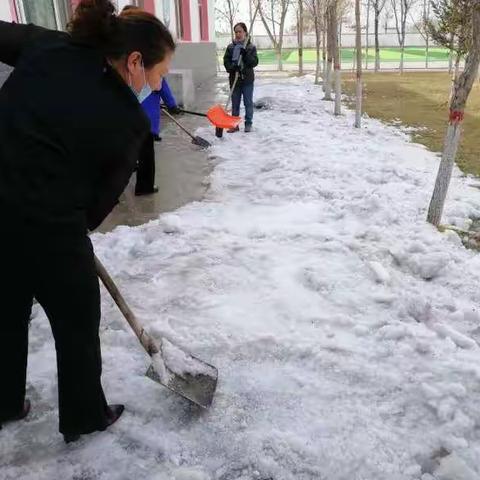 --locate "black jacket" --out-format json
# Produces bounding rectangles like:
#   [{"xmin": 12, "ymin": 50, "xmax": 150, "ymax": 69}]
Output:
[
  {"xmin": 223, "ymin": 41, "xmax": 258, "ymax": 87},
  {"xmin": 0, "ymin": 21, "xmax": 149, "ymax": 233}
]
